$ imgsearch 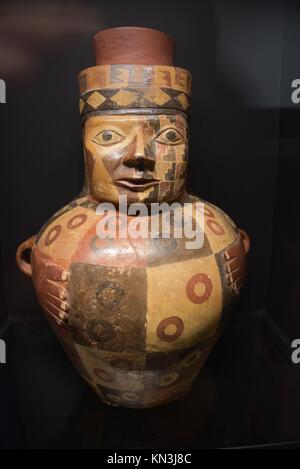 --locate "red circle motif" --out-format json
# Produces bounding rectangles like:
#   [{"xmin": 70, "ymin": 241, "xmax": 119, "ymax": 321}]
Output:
[
  {"xmin": 206, "ymin": 219, "xmax": 225, "ymax": 236},
  {"xmin": 45, "ymin": 225, "xmax": 62, "ymax": 246},
  {"xmin": 93, "ymin": 368, "xmax": 114, "ymax": 382},
  {"xmin": 67, "ymin": 214, "xmax": 88, "ymax": 230},
  {"xmin": 157, "ymin": 316, "xmax": 184, "ymax": 342},
  {"xmin": 186, "ymin": 273, "xmax": 213, "ymax": 304}
]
